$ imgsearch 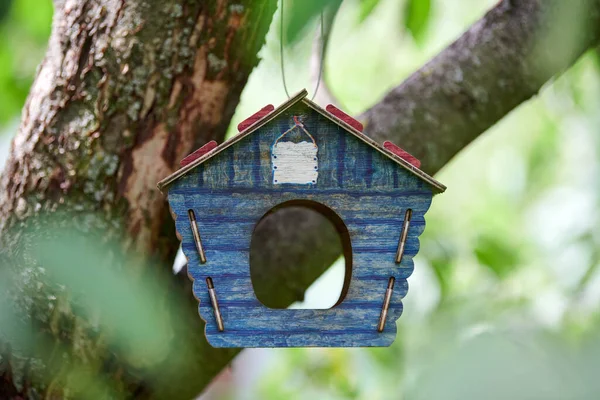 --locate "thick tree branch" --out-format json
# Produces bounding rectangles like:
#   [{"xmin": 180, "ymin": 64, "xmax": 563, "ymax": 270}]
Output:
[
  {"xmin": 2, "ymin": 0, "xmax": 600, "ymax": 398},
  {"xmin": 361, "ymin": 0, "xmax": 600, "ymax": 174}
]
